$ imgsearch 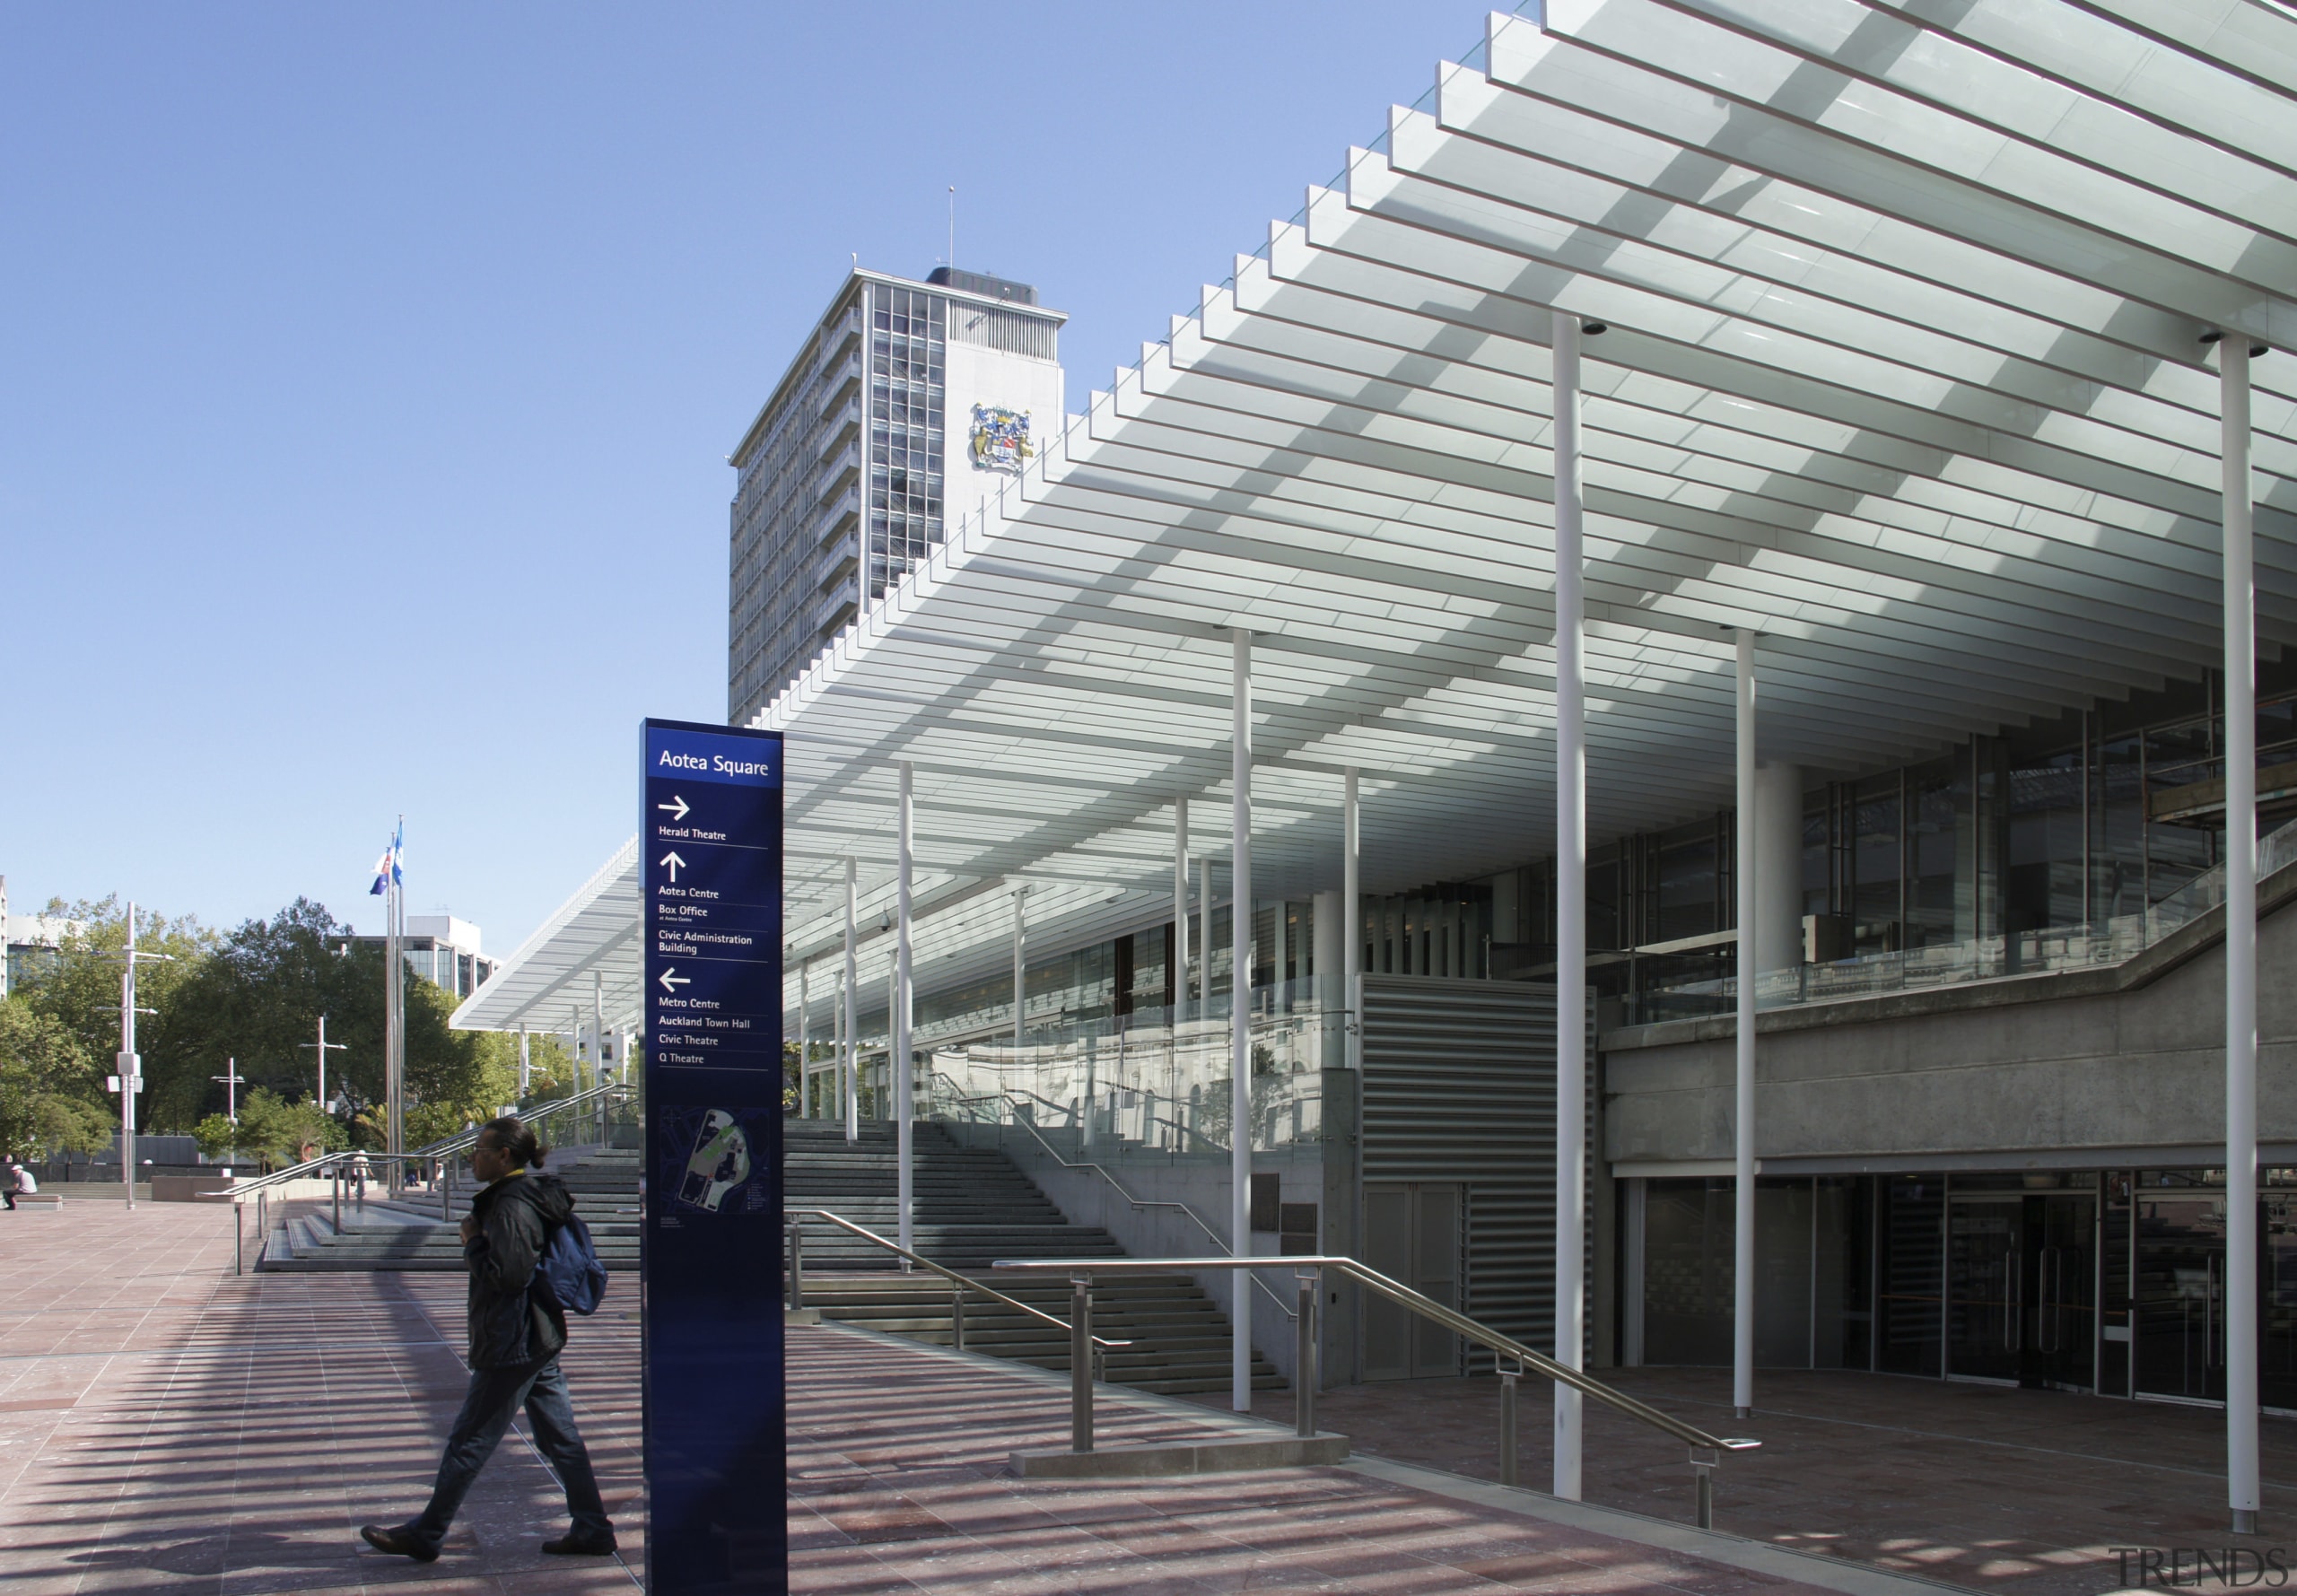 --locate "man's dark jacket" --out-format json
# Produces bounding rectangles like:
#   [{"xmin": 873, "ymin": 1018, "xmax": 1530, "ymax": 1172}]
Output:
[{"xmin": 463, "ymin": 1168, "xmax": 576, "ymax": 1369}]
